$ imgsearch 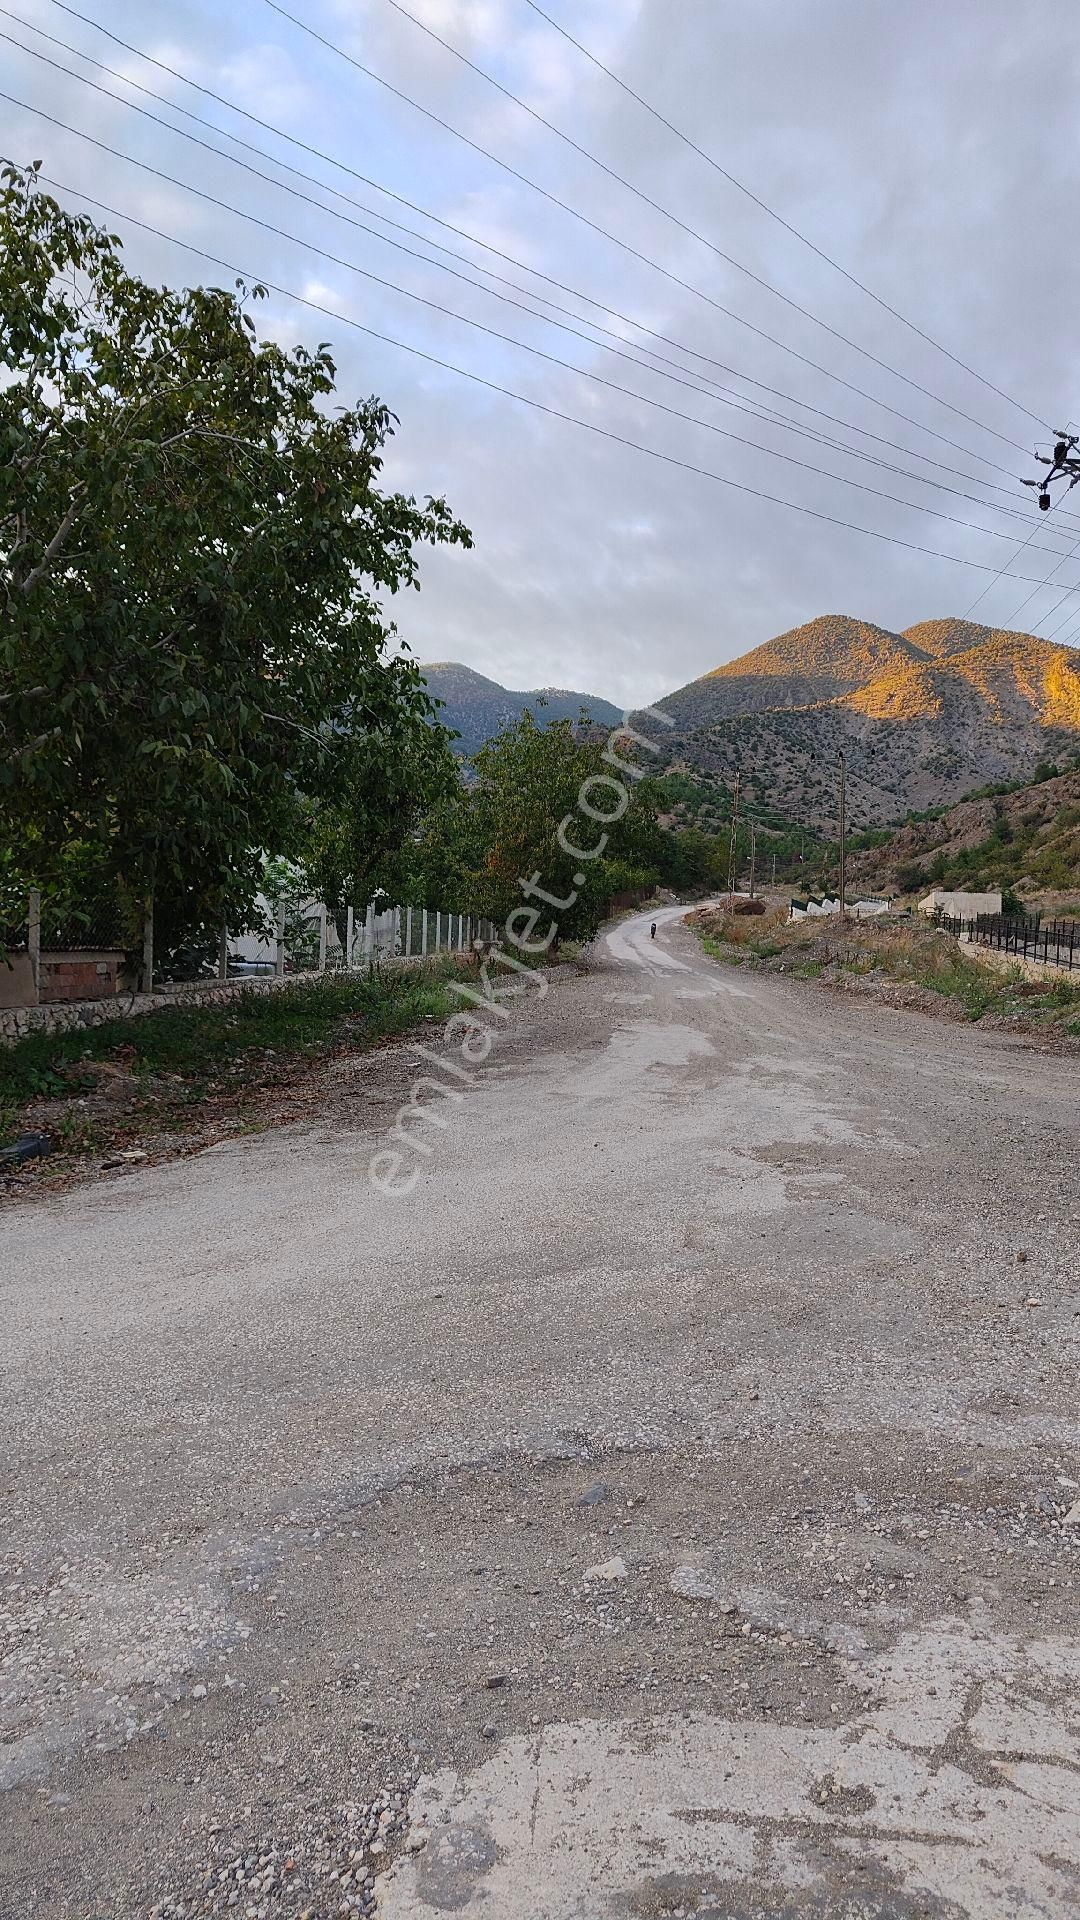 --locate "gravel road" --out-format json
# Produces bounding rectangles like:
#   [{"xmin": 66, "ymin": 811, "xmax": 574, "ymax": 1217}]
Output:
[{"xmin": 2, "ymin": 906, "xmax": 1079, "ymax": 1919}]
